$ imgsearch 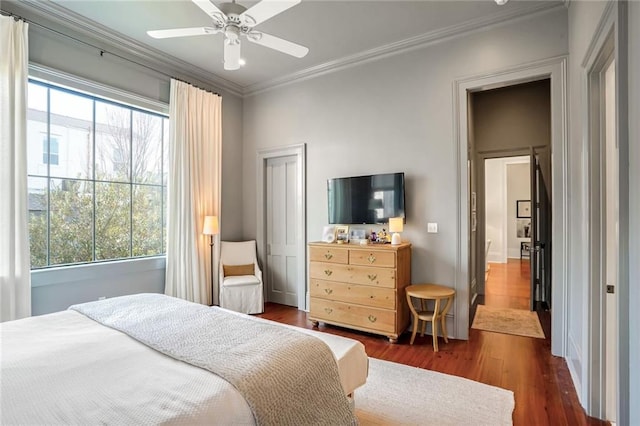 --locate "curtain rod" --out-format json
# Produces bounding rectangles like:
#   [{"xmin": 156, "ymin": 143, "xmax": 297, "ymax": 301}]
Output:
[{"xmin": 0, "ymin": 9, "xmax": 220, "ymax": 97}]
